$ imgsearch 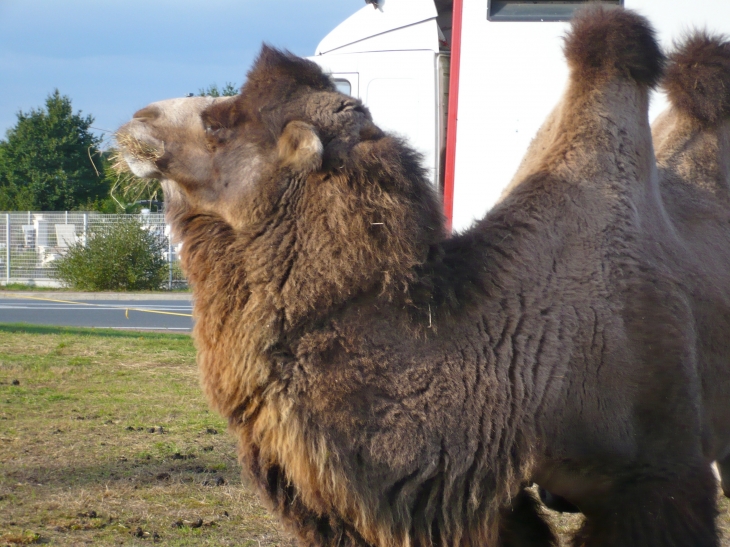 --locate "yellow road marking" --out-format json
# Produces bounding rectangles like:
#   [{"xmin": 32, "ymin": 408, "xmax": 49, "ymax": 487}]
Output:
[{"xmin": 3, "ymin": 294, "xmax": 193, "ymax": 318}]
